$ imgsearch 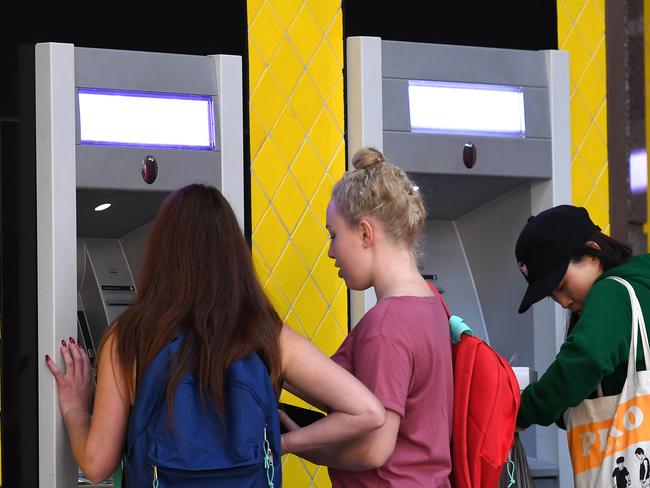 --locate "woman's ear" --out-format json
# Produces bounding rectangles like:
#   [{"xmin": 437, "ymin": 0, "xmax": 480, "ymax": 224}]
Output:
[
  {"xmin": 585, "ymin": 240, "xmax": 601, "ymax": 251},
  {"xmin": 358, "ymin": 219, "xmax": 374, "ymax": 248}
]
